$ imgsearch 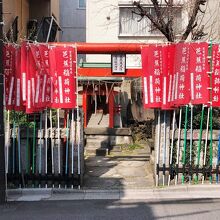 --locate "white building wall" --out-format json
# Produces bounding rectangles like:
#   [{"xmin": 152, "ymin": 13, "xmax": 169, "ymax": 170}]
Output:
[
  {"xmin": 198, "ymin": 0, "xmax": 220, "ymax": 42},
  {"xmin": 86, "ymin": 0, "xmax": 170, "ymax": 66}
]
